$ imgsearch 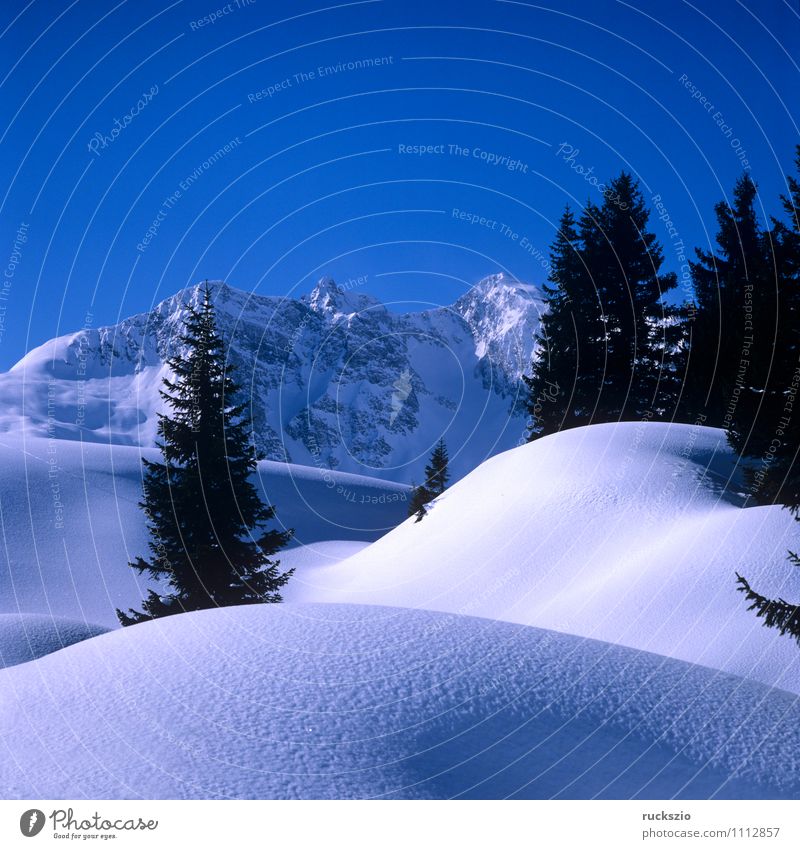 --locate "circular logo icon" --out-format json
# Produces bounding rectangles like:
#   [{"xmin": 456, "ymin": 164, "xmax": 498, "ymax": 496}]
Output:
[{"xmin": 19, "ymin": 809, "xmax": 46, "ymax": 837}]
